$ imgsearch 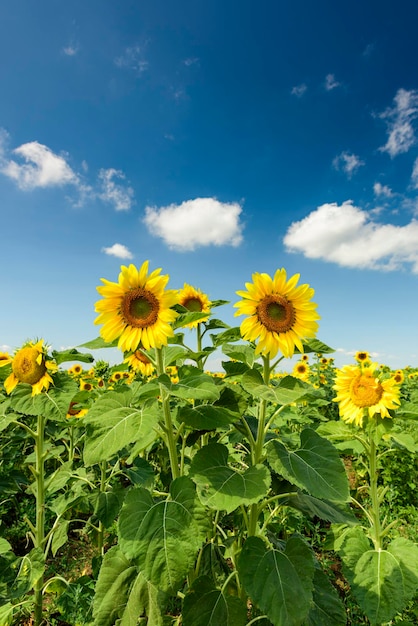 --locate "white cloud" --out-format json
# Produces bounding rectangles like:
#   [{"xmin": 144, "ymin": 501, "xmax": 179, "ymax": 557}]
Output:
[
  {"xmin": 325, "ymin": 73, "xmax": 340, "ymax": 91},
  {"xmin": 98, "ymin": 168, "xmax": 134, "ymax": 211},
  {"xmin": 373, "ymin": 182, "xmax": 393, "ymax": 197},
  {"xmin": 102, "ymin": 243, "xmax": 133, "ymax": 259},
  {"xmin": 62, "ymin": 43, "xmax": 79, "ymax": 56},
  {"xmin": 411, "ymin": 158, "xmax": 418, "ymax": 188},
  {"xmin": 291, "ymin": 83, "xmax": 307, "ymax": 97},
  {"xmin": 1, "ymin": 141, "xmax": 78, "ymax": 190},
  {"xmin": 283, "ymin": 200, "xmax": 418, "ymax": 273},
  {"xmin": 379, "ymin": 88, "xmax": 418, "ymax": 157},
  {"xmin": 183, "ymin": 57, "xmax": 199, "ymax": 67},
  {"xmin": 114, "ymin": 45, "xmax": 148, "ymax": 74},
  {"xmin": 143, "ymin": 197, "xmax": 244, "ymax": 251},
  {"xmin": 332, "ymin": 151, "xmax": 364, "ymax": 178}
]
